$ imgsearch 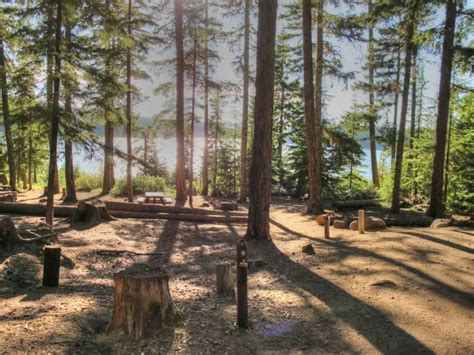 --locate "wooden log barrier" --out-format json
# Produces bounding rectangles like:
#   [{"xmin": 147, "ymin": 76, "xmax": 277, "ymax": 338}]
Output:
[
  {"xmin": 216, "ymin": 263, "xmax": 234, "ymax": 296},
  {"xmin": 358, "ymin": 210, "xmax": 365, "ymax": 234},
  {"xmin": 43, "ymin": 247, "xmax": 61, "ymax": 287},
  {"xmin": 324, "ymin": 217, "xmax": 330, "ymax": 239},
  {"xmin": 236, "ymin": 240, "xmax": 248, "ymax": 328}
]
